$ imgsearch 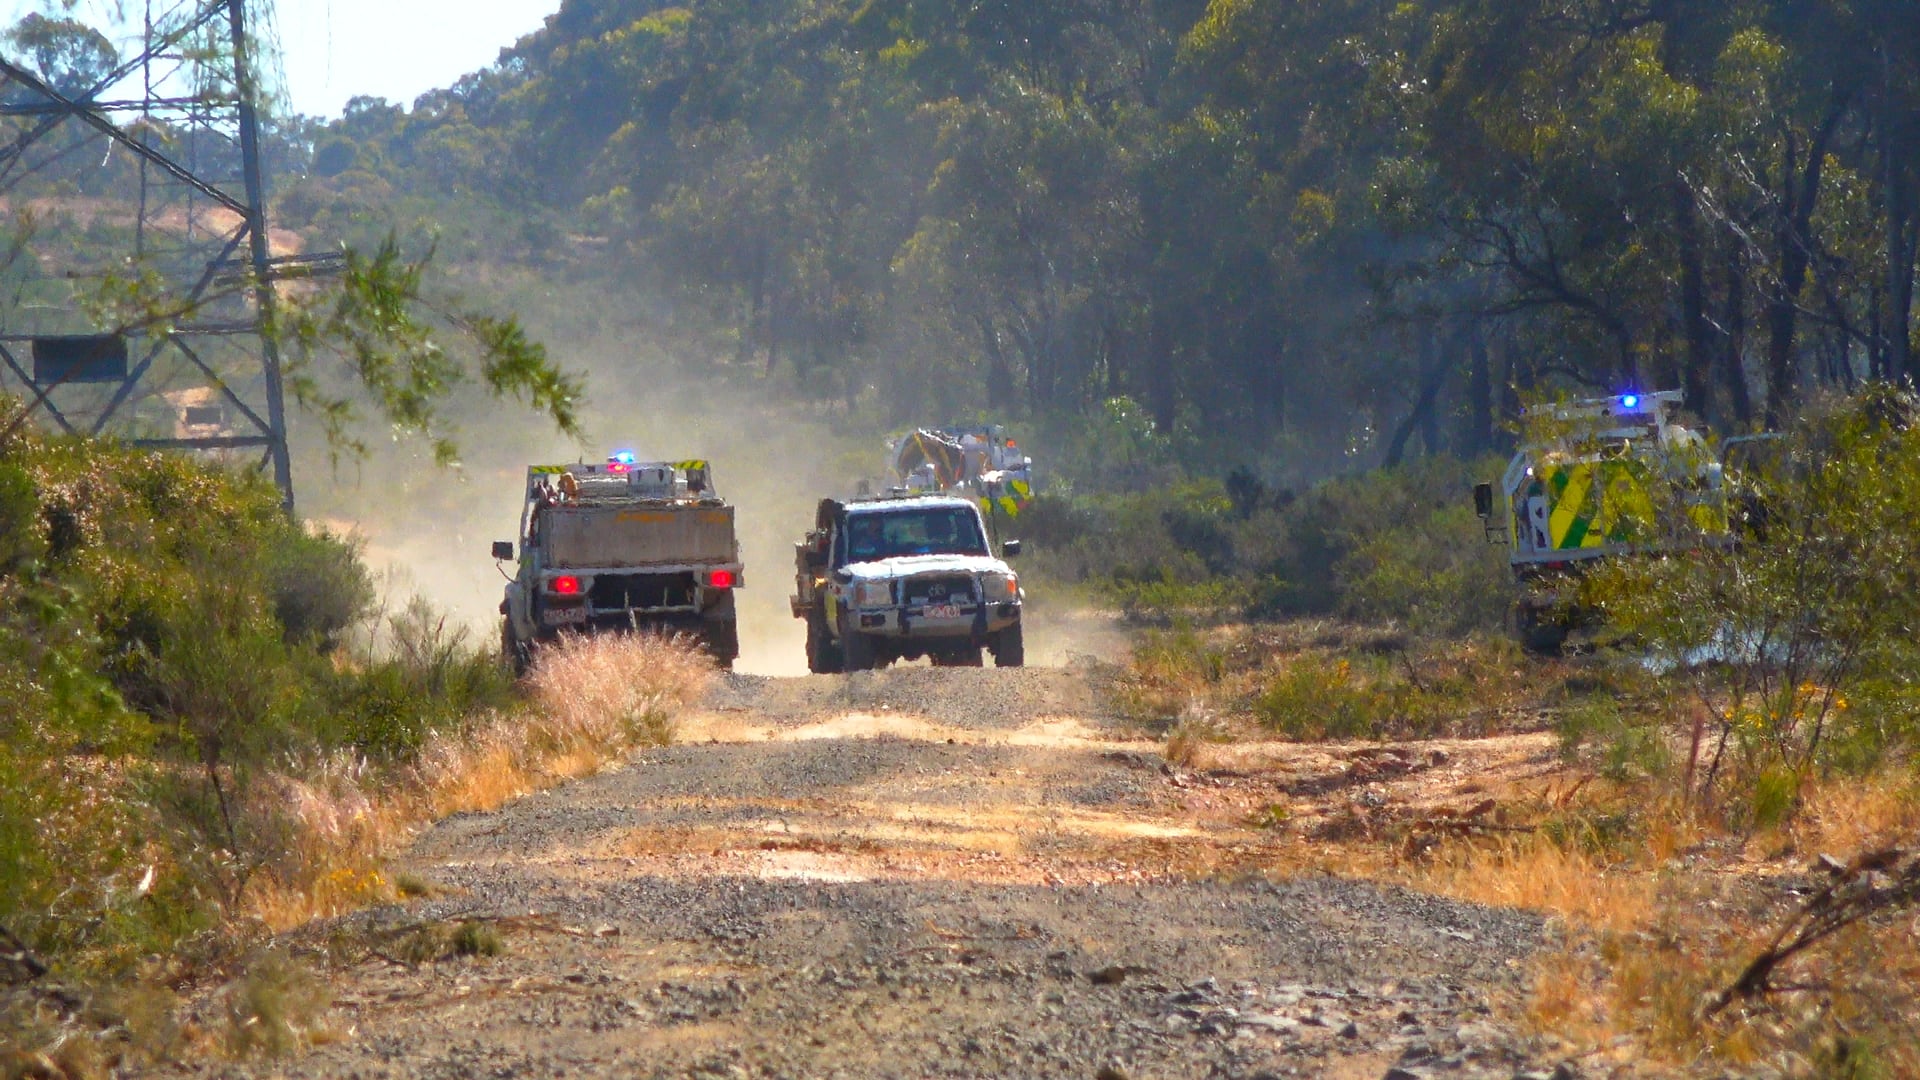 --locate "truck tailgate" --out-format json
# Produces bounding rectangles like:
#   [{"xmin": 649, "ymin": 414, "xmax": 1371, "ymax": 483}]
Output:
[{"xmin": 543, "ymin": 505, "xmax": 738, "ymax": 568}]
